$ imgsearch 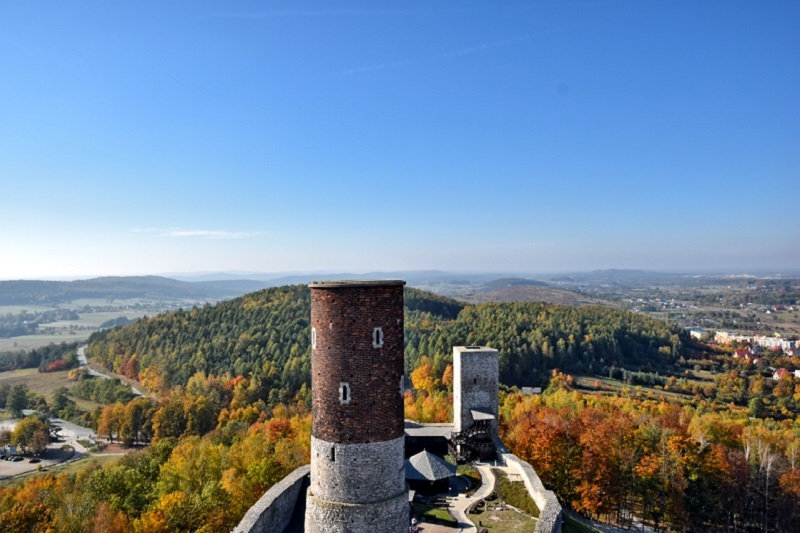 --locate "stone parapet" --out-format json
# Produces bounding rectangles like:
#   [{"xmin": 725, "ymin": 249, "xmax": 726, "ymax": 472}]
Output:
[
  {"xmin": 233, "ymin": 465, "xmax": 310, "ymax": 533},
  {"xmin": 494, "ymin": 439, "xmax": 562, "ymax": 533}
]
